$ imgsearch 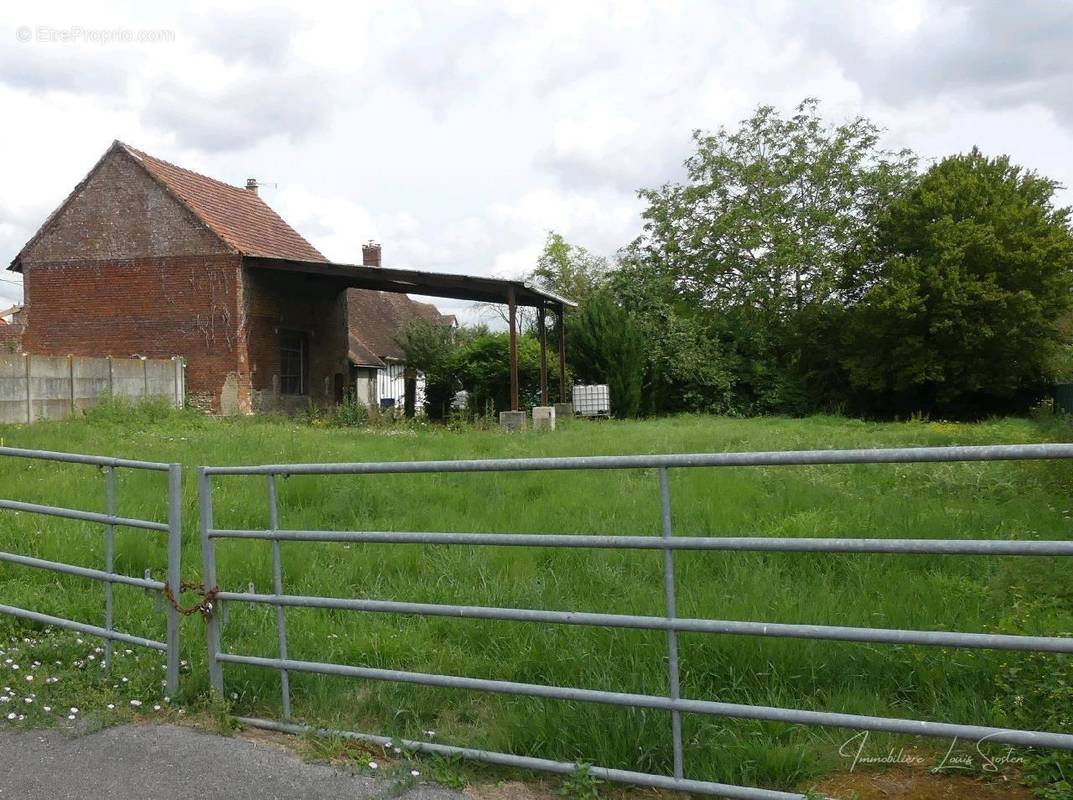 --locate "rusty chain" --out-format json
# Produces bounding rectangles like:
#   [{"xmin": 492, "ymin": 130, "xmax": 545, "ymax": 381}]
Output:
[{"xmin": 162, "ymin": 580, "xmax": 219, "ymax": 620}]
